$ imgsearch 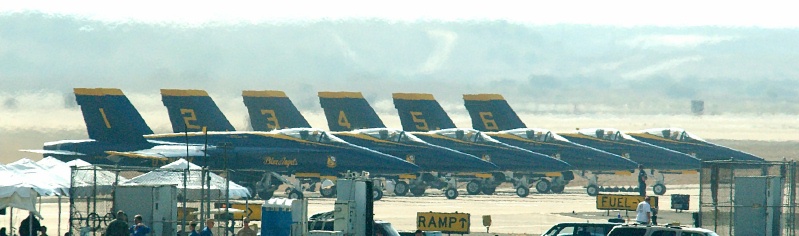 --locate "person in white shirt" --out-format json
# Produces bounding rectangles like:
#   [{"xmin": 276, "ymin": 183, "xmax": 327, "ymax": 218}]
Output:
[{"xmin": 636, "ymin": 196, "xmax": 652, "ymax": 224}]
